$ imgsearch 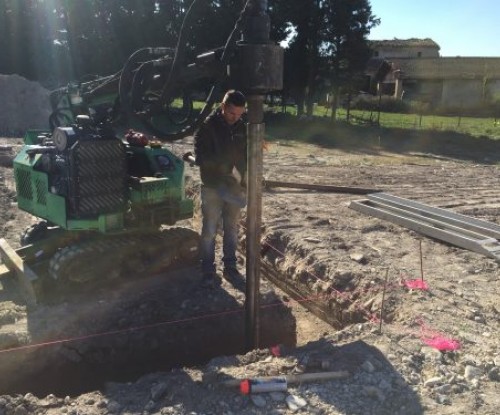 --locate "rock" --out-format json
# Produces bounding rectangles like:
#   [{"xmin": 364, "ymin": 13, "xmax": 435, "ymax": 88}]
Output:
[
  {"xmin": 474, "ymin": 315, "xmax": 485, "ymax": 324},
  {"xmin": 14, "ymin": 404, "xmax": 30, "ymax": 415},
  {"xmin": 250, "ymin": 394, "xmax": 267, "ymax": 408},
  {"xmin": 494, "ymin": 355, "xmax": 500, "ymax": 367},
  {"xmin": 285, "ymin": 394, "xmax": 307, "ymax": 411},
  {"xmin": 303, "ymin": 237, "xmax": 321, "ymax": 243},
  {"xmin": 488, "ymin": 367, "xmax": 500, "ymax": 382},
  {"xmin": 435, "ymin": 394, "xmax": 451, "ymax": 405},
  {"xmin": 84, "ymin": 397, "xmax": 95, "ymax": 405},
  {"xmin": 424, "ymin": 376, "xmax": 443, "ymax": 388},
  {"xmin": 361, "ymin": 359, "xmax": 376, "ymax": 373},
  {"xmin": 434, "ymin": 384, "xmax": 452, "ymax": 394},
  {"xmin": 464, "ymin": 365, "xmax": 483, "ymax": 381},
  {"xmin": 144, "ymin": 400, "xmax": 156, "ymax": 411},
  {"xmin": 349, "ymin": 253, "xmax": 367, "ymax": 264}
]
